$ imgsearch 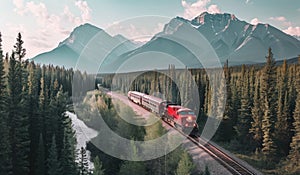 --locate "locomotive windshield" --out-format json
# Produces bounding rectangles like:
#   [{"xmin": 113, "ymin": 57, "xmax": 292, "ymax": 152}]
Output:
[{"xmin": 178, "ymin": 111, "xmax": 195, "ymax": 115}]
